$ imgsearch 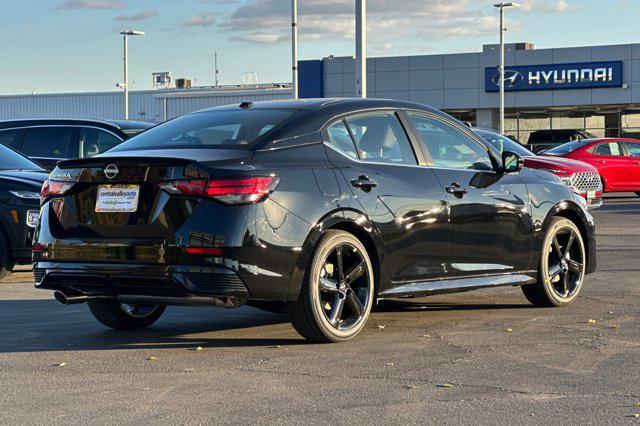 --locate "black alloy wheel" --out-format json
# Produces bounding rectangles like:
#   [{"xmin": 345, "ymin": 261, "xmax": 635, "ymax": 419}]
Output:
[
  {"xmin": 287, "ymin": 230, "xmax": 374, "ymax": 342},
  {"xmin": 522, "ymin": 217, "xmax": 586, "ymax": 307}
]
